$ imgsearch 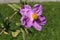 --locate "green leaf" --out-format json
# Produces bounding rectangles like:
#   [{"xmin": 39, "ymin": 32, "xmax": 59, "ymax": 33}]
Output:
[
  {"xmin": 12, "ymin": 30, "xmax": 20, "ymax": 37},
  {"xmin": 12, "ymin": 4, "xmax": 20, "ymax": 9},
  {"xmin": 8, "ymin": 4, "xmax": 18, "ymax": 11}
]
